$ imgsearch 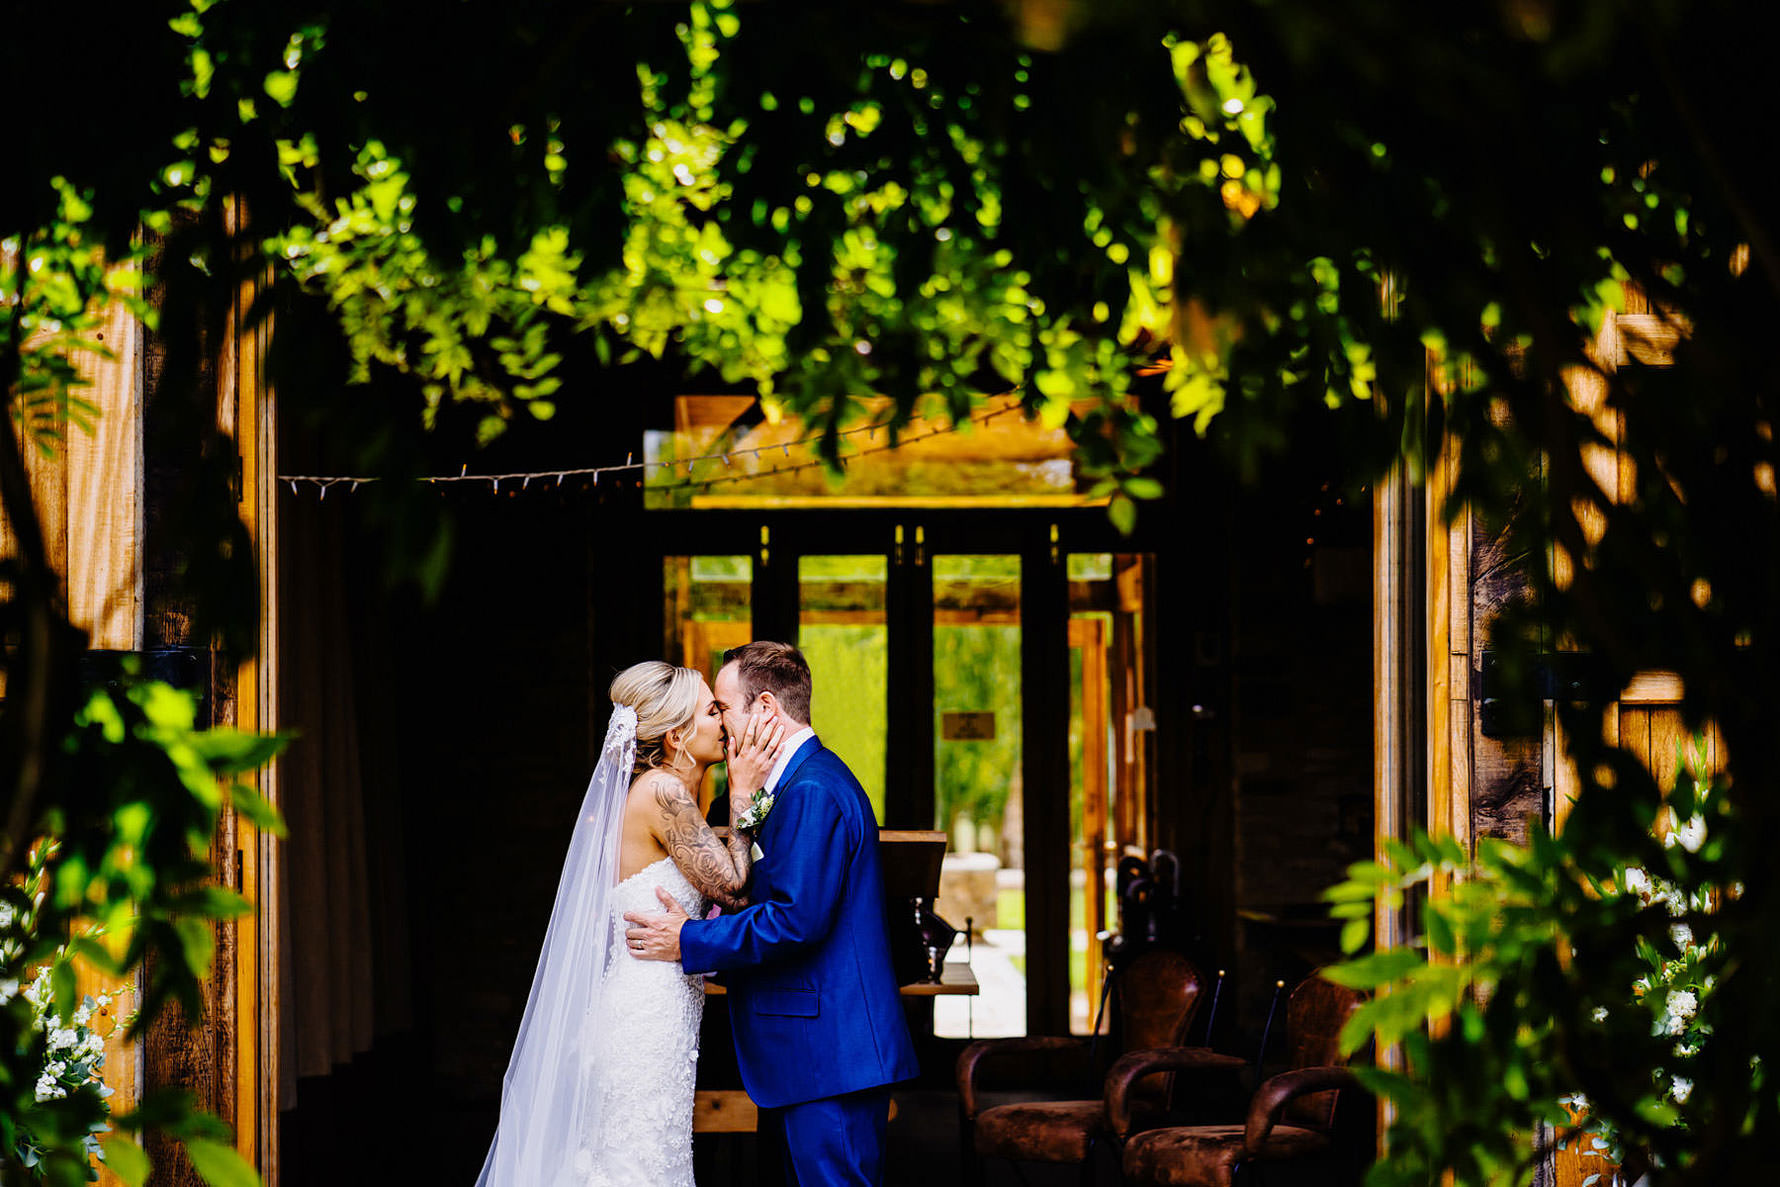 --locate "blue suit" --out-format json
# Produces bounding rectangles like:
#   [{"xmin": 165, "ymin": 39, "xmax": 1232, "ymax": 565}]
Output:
[{"xmin": 680, "ymin": 736, "xmax": 918, "ymax": 1184}]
